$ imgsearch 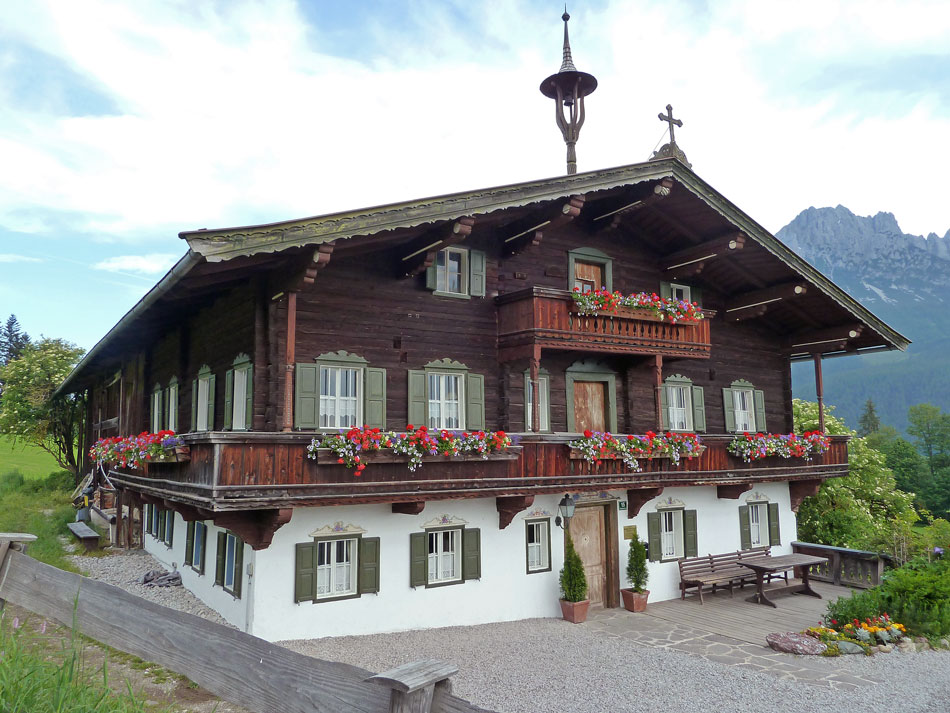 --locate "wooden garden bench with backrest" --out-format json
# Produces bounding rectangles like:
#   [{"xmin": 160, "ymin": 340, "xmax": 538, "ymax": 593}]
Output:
[{"xmin": 679, "ymin": 547, "xmax": 780, "ymax": 603}]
